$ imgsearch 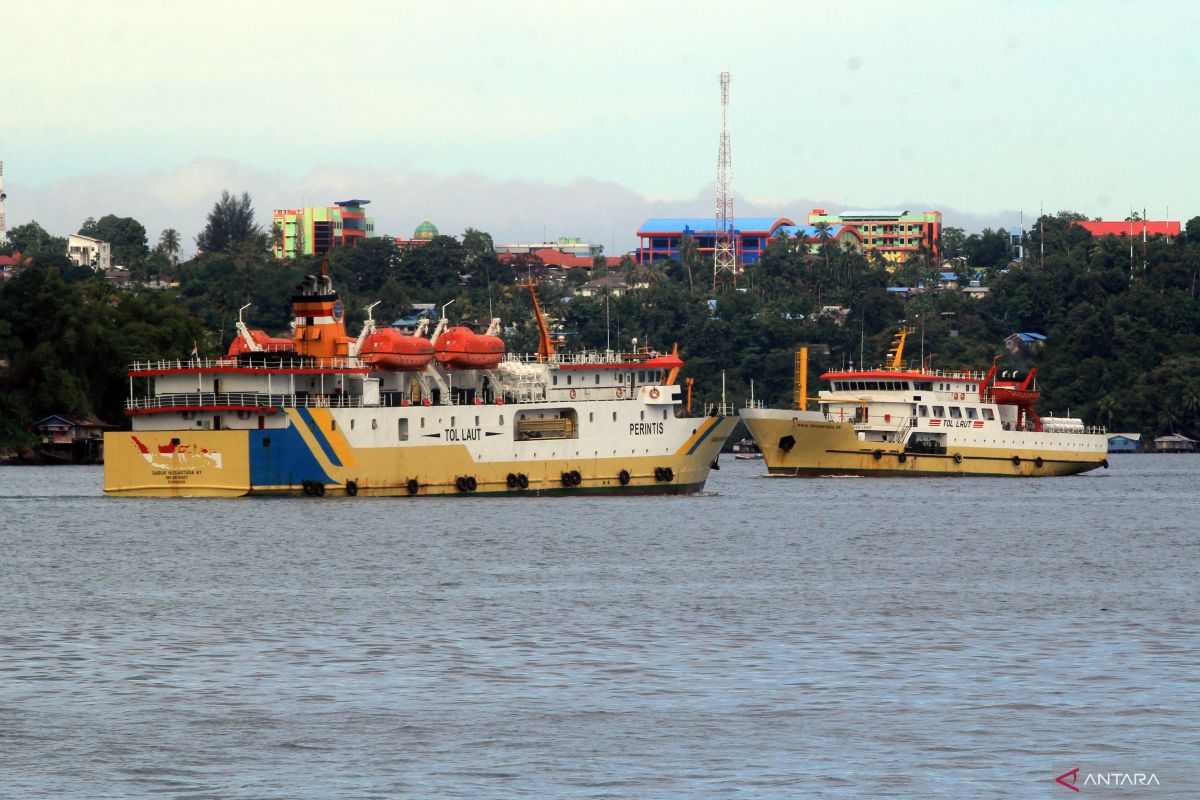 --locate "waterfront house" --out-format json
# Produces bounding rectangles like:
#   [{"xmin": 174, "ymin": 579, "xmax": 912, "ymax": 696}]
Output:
[
  {"xmin": 1107, "ymin": 433, "xmax": 1142, "ymax": 453},
  {"xmin": 1154, "ymin": 433, "xmax": 1197, "ymax": 453},
  {"xmin": 32, "ymin": 414, "xmax": 114, "ymax": 462}
]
